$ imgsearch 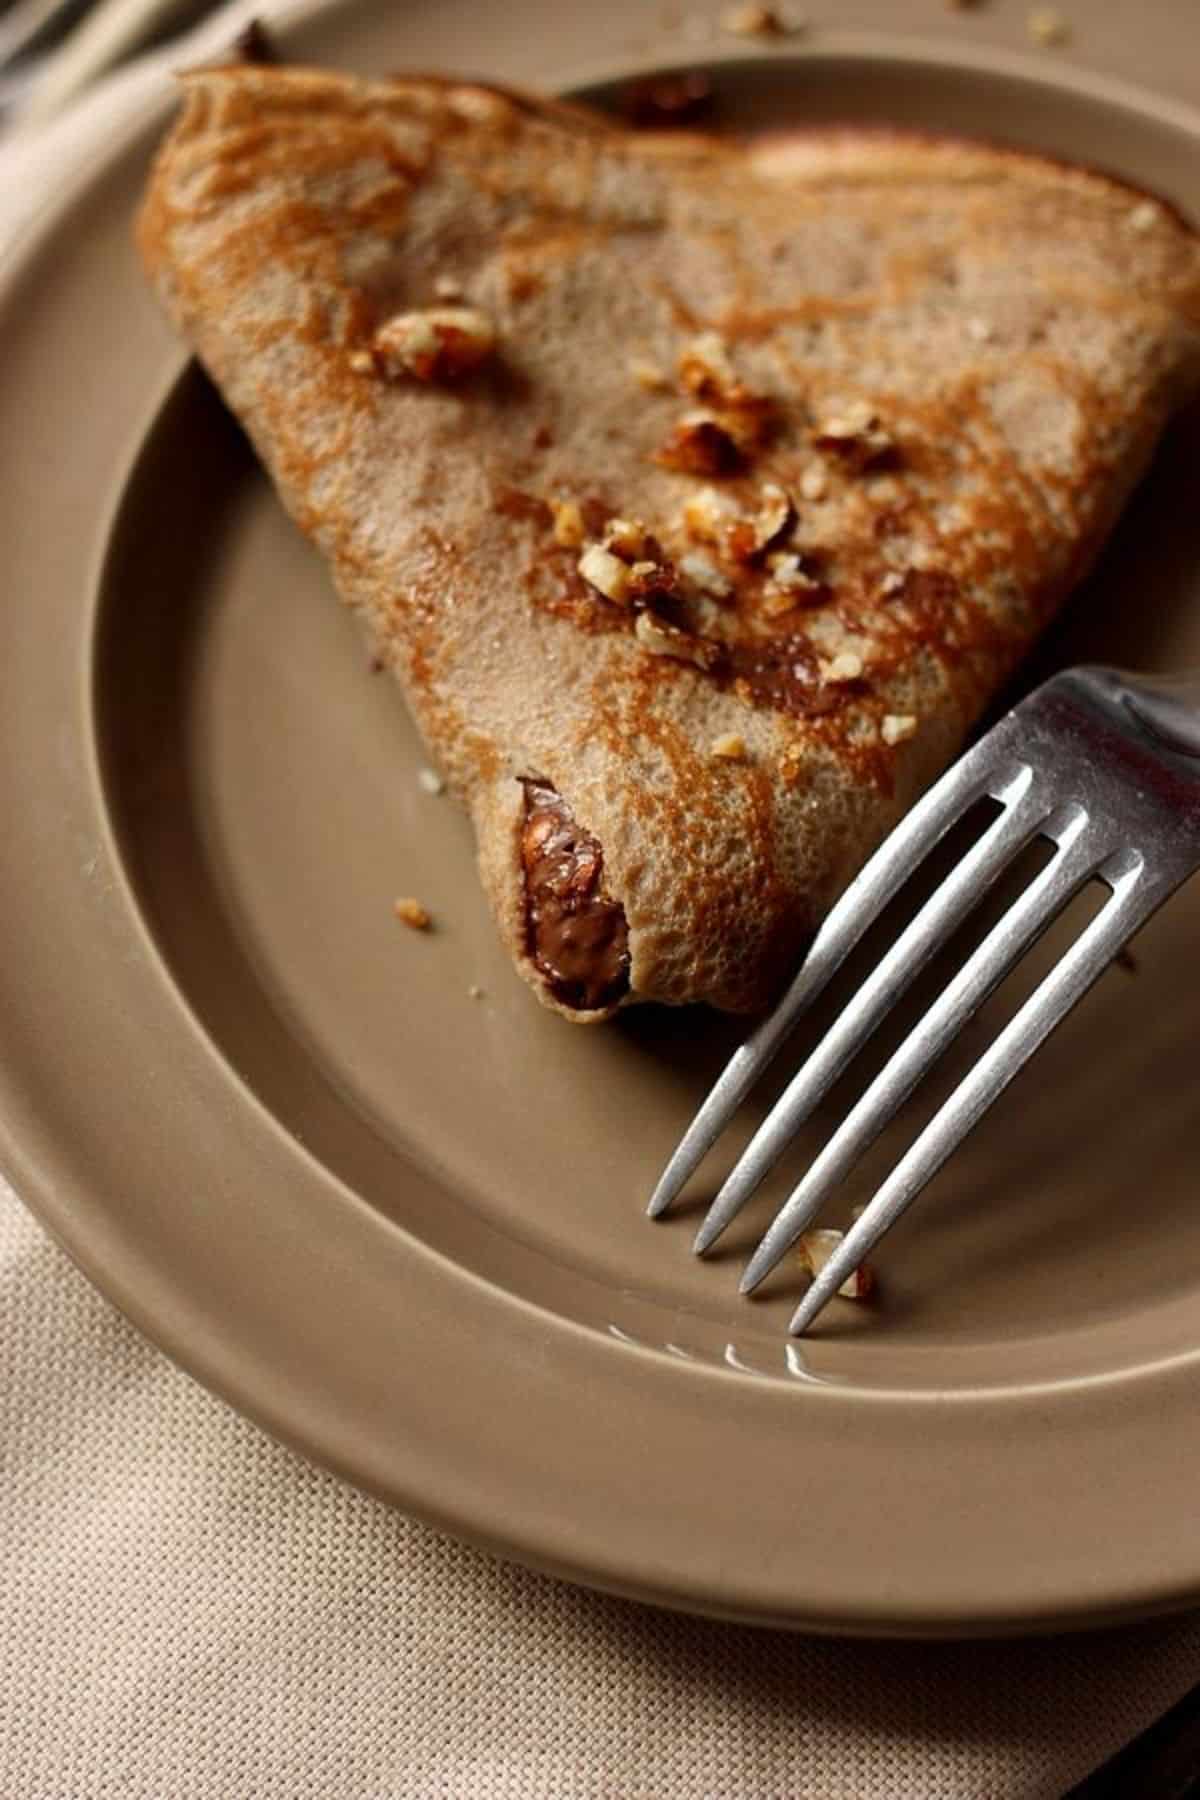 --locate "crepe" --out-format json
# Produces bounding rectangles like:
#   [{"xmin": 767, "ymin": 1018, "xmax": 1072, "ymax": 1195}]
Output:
[{"xmin": 137, "ymin": 65, "xmax": 1200, "ymax": 1019}]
